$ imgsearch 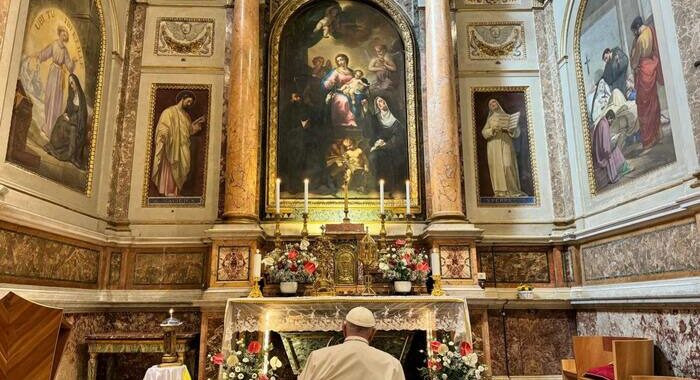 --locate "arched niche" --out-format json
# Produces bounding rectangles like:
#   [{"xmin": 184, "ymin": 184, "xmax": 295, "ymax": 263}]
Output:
[{"xmin": 265, "ymin": 0, "xmax": 421, "ymax": 218}]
